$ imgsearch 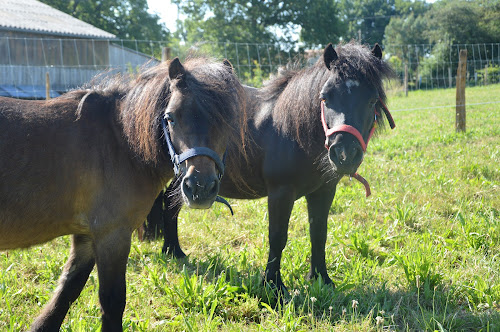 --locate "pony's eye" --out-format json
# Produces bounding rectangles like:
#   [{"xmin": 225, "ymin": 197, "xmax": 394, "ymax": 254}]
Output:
[{"xmin": 165, "ymin": 113, "xmax": 176, "ymax": 126}]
